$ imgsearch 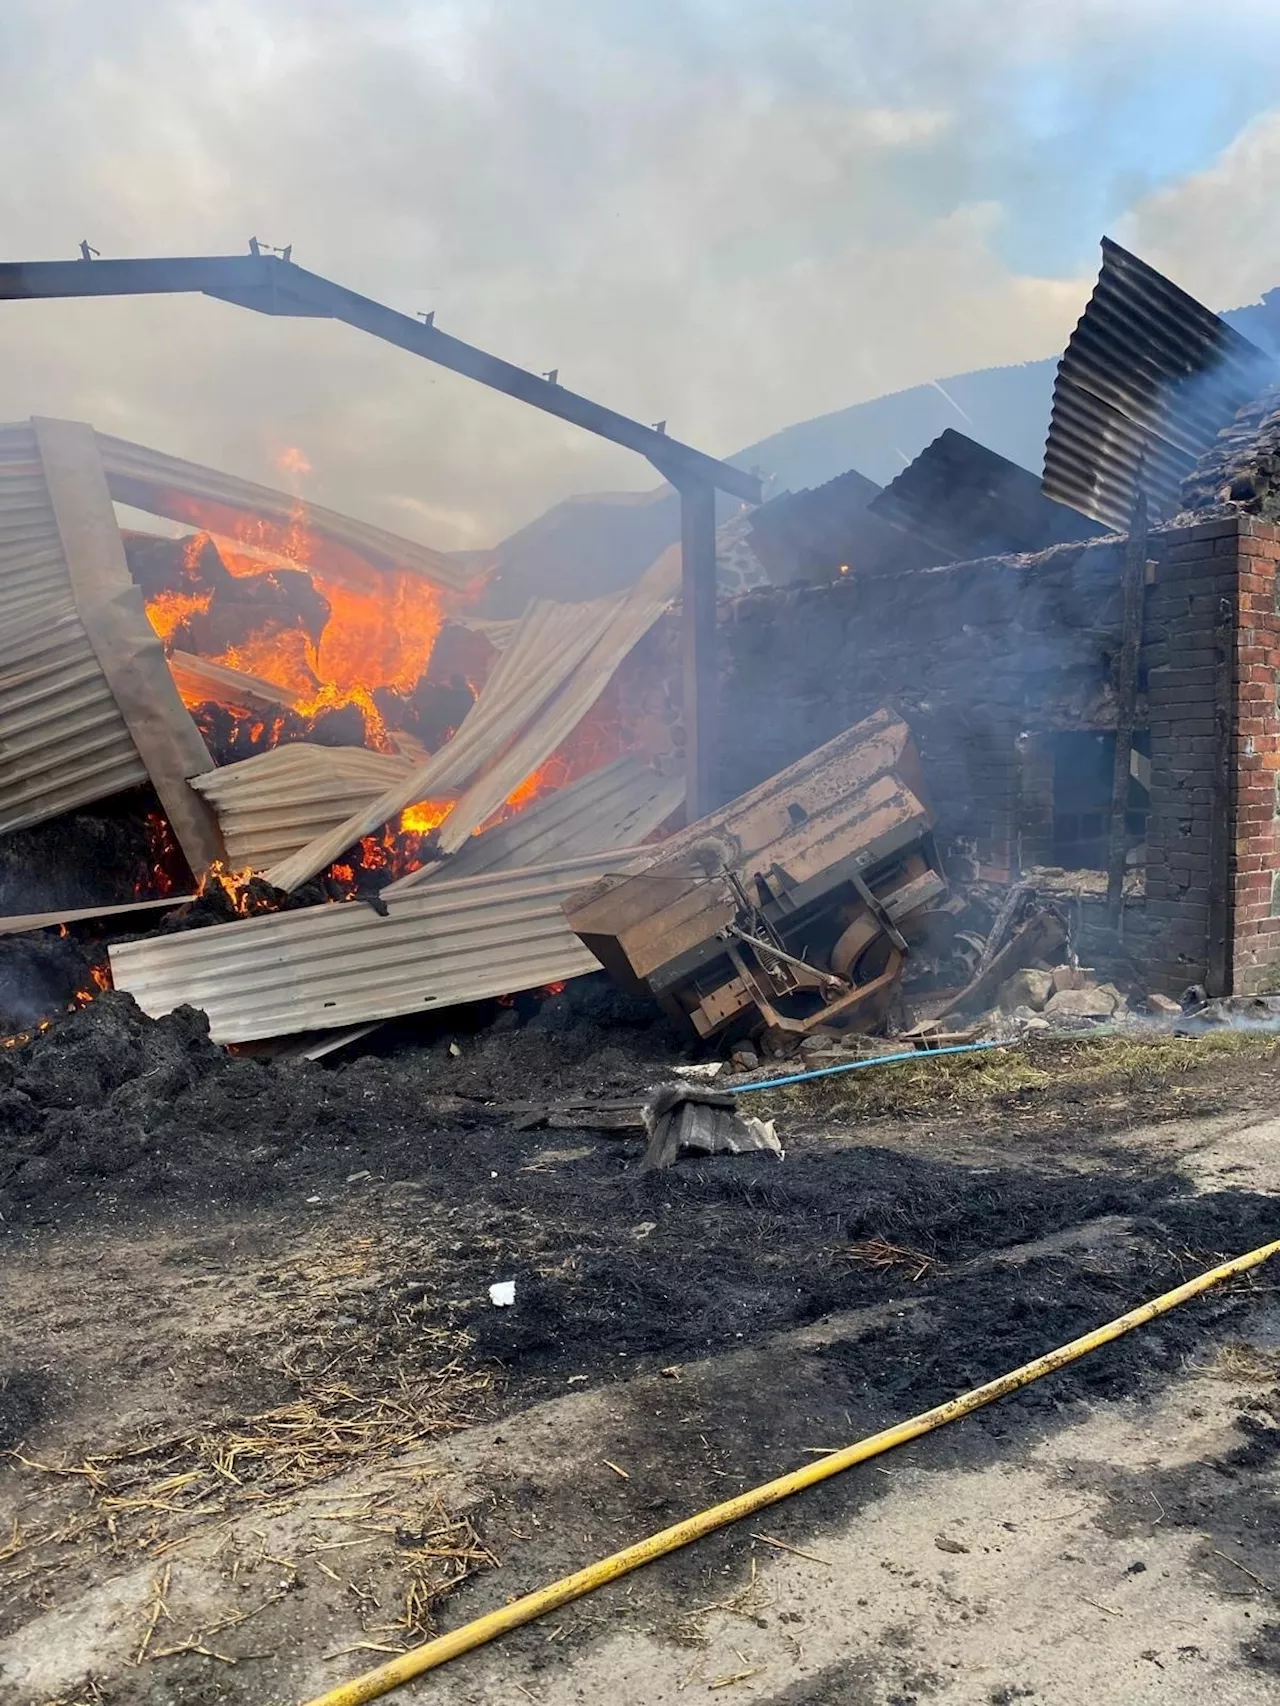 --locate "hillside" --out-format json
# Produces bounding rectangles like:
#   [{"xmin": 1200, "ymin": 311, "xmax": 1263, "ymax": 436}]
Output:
[{"xmin": 477, "ymin": 292, "xmax": 1280, "ymax": 614}]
